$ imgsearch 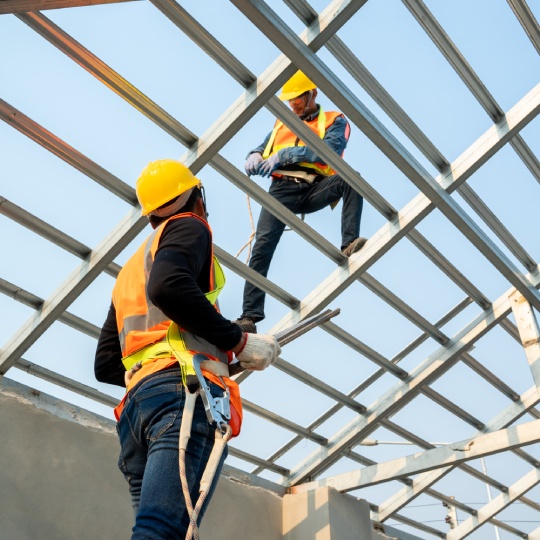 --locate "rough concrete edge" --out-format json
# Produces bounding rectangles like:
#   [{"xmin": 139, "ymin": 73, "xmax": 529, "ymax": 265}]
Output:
[
  {"xmin": 0, "ymin": 376, "xmax": 117, "ymax": 435},
  {"xmin": 221, "ymin": 463, "xmax": 287, "ymax": 497},
  {"xmin": 375, "ymin": 523, "xmax": 424, "ymax": 540},
  {"xmin": 0, "ymin": 376, "xmax": 289, "ymax": 499}
]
